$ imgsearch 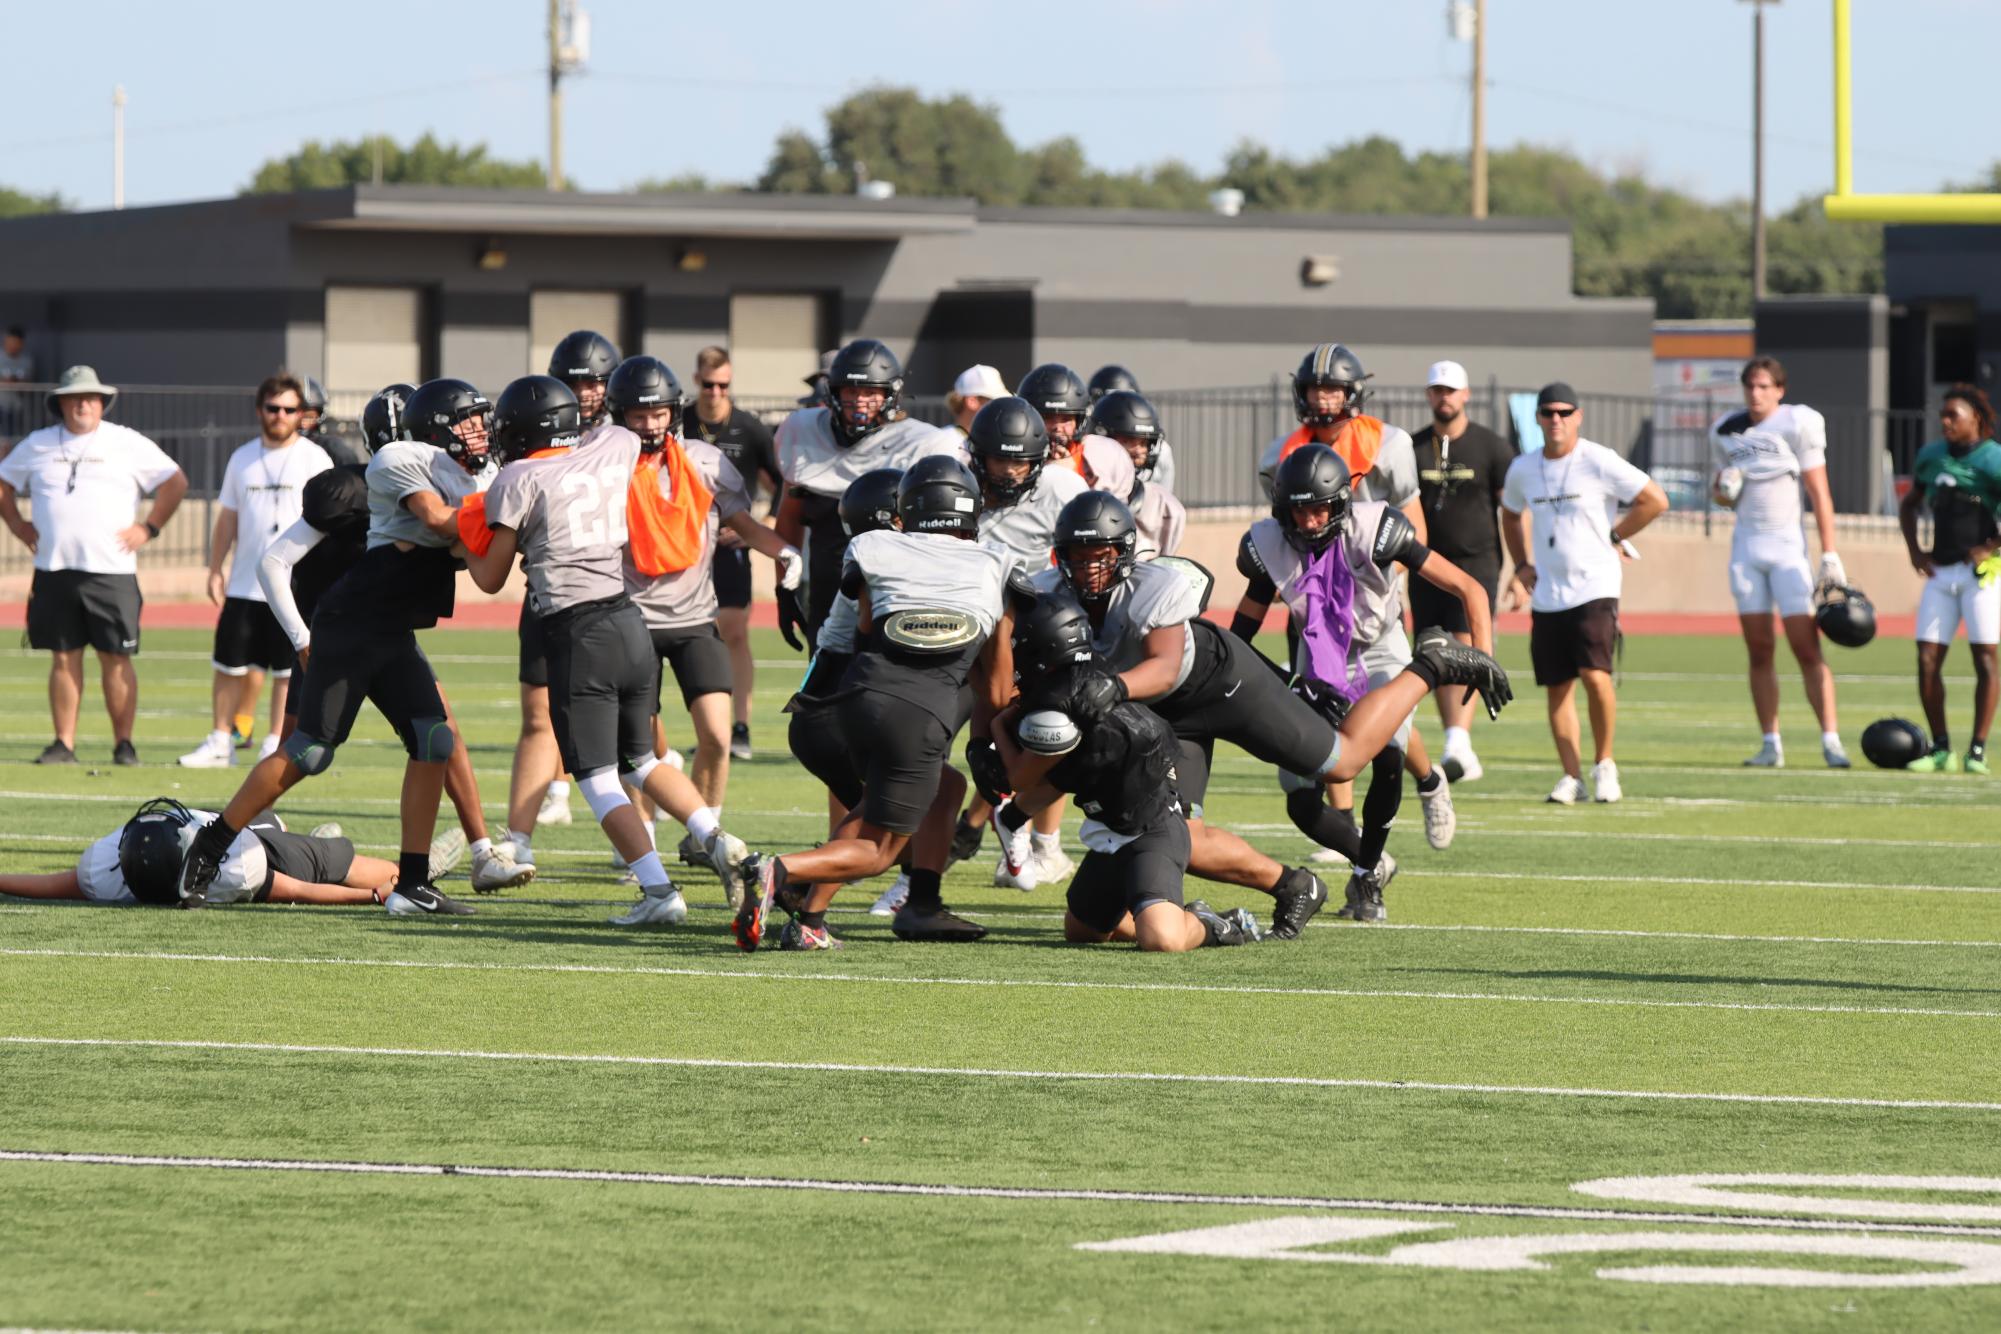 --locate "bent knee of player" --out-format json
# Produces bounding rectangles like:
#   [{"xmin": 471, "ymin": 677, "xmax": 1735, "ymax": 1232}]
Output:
[
  {"xmin": 1133, "ymin": 903, "xmax": 1198, "ymax": 952},
  {"xmin": 403, "ymin": 715, "xmax": 456, "ymax": 764},
  {"xmin": 1064, "ymin": 911, "xmax": 1116, "ymax": 944},
  {"xmin": 282, "ymin": 730, "xmax": 337, "ymax": 776}
]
